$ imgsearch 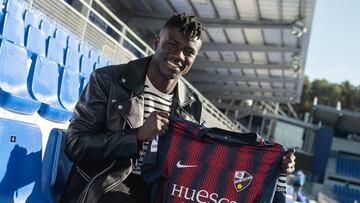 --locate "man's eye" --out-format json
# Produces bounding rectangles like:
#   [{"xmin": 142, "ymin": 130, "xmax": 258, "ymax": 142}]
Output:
[
  {"xmin": 184, "ymin": 50, "xmax": 196, "ymax": 57},
  {"xmin": 167, "ymin": 43, "xmax": 177, "ymax": 49}
]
